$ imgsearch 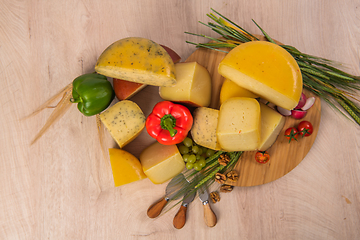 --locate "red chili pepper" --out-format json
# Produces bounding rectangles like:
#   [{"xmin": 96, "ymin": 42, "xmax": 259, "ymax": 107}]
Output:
[{"xmin": 146, "ymin": 101, "xmax": 193, "ymax": 145}]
